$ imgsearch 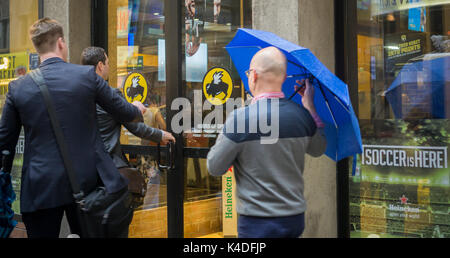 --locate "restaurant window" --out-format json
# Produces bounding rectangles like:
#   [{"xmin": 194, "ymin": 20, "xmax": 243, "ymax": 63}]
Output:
[
  {"xmin": 0, "ymin": 0, "xmax": 39, "ymax": 215},
  {"xmin": 350, "ymin": 0, "xmax": 450, "ymax": 238}
]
